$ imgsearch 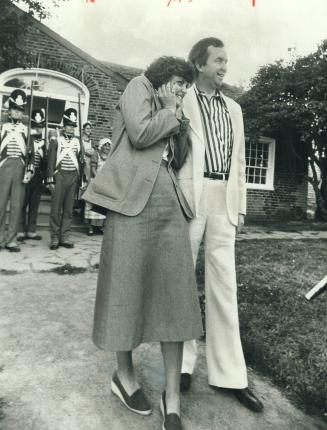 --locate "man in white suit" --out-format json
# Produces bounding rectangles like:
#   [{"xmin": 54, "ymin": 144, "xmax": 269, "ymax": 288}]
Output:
[{"xmin": 177, "ymin": 37, "xmax": 264, "ymax": 412}]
